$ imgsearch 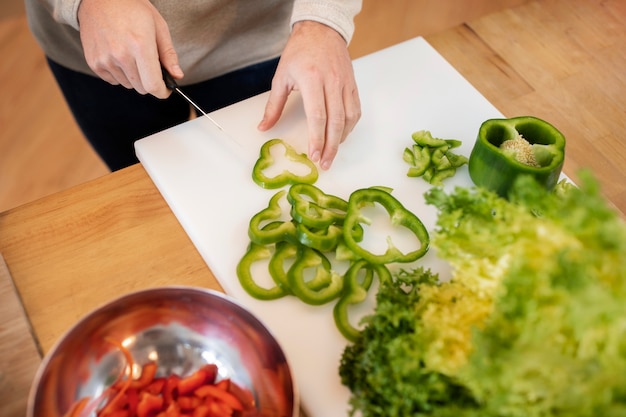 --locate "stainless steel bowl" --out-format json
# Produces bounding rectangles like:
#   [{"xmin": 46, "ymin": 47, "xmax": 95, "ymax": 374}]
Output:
[{"xmin": 27, "ymin": 286, "xmax": 298, "ymax": 417}]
